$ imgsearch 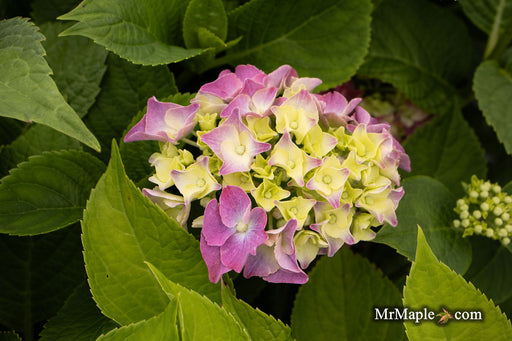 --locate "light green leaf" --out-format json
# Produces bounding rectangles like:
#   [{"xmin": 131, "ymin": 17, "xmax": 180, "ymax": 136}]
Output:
[
  {"xmin": 0, "ymin": 17, "xmax": 100, "ymax": 151},
  {"xmin": 373, "ymin": 176, "xmax": 472, "ymax": 274},
  {"xmin": 40, "ymin": 21, "xmax": 107, "ymax": 118},
  {"xmin": 0, "ymin": 150, "xmax": 105, "ymax": 235},
  {"xmin": 474, "ymin": 60, "xmax": 512, "ymax": 155},
  {"xmin": 221, "ymin": 282, "xmax": 293, "ymax": 341},
  {"xmin": 463, "ymin": 237, "xmax": 512, "ymax": 304},
  {"xmin": 291, "ymin": 248, "xmax": 405, "ymax": 341},
  {"xmin": 97, "ymin": 299, "xmax": 179, "ymax": 341},
  {"xmin": 40, "ymin": 282, "xmax": 118, "ymax": 341},
  {"xmin": 183, "ymin": 0, "xmax": 227, "ymax": 48},
  {"xmin": 0, "ymin": 227, "xmax": 85, "ymax": 336},
  {"xmin": 224, "ymin": 0, "xmax": 371, "ymax": 89},
  {"xmin": 146, "ymin": 262, "xmax": 250, "ymax": 341},
  {"xmin": 459, "ymin": 0, "xmax": 512, "ymax": 58},
  {"xmin": 84, "ymin": 54, "xmax": 177, "ymax": 160},
  {"xmin": 359, "ymin": 0, "xmax": 472, "ymax": 115},
  {"xmin": 82, "ymin": 141, "xmax": 219, "ymax": 326},
  {"xmin": 402, "ymin": 110, "xmax": 487, "ymax": 197},
  {"xmin": 404, "ymin": 227, "xmax": 512, "ymax": 340},
  {"xmin": 58, "ymin": 0, "xmax": 204, "ymax": 65}
]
